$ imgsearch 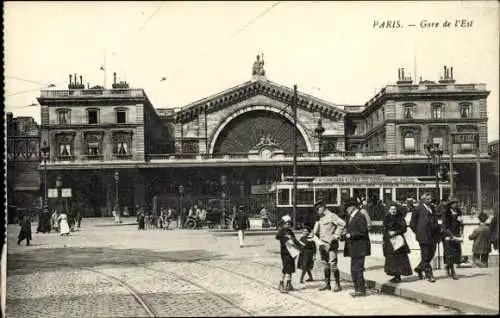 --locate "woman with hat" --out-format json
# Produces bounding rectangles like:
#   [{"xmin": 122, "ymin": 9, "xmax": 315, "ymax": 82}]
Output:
[
  {"xmin": 382, "ymin": 203, "xmax": 413, "ymax": 283},
  {"xmin": 442, "ymin": 197, "xmax": 464, "ymax": 280}
]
